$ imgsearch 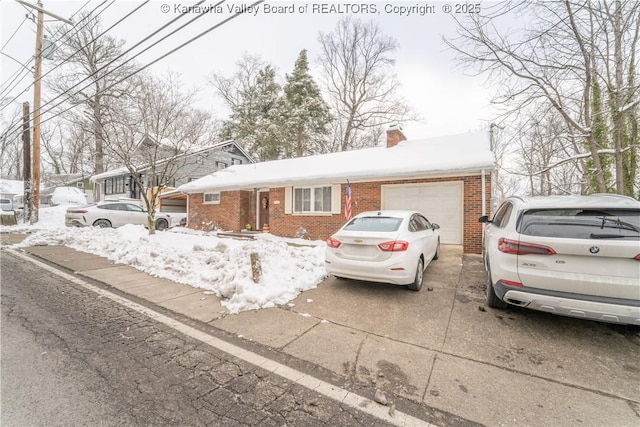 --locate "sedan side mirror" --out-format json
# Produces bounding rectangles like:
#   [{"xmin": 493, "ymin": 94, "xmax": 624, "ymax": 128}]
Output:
[
  {"xmin": 431, "ymin": 223, "xmax": 440, "ymax": 230},
  {"xmin": 478, "ymin": 215, "xmax": 491, "ymax": 223}
]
